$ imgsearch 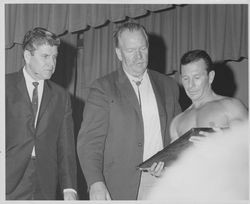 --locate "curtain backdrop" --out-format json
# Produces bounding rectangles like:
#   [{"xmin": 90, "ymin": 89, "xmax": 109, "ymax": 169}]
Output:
[
  {"xmin": 5, "ymin": 3, "xmax": 248, "ymax": 108},
  {"xmin": 5, "ymin": 4, "xmax": 173, "ymax": 48},
  {"xmin": 5, "ymin": 4, "xmax": 248, "ymax": 199},
  {"xmin": 75, "ymin": 4, "xmax": 248, "ymax": 101}
]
